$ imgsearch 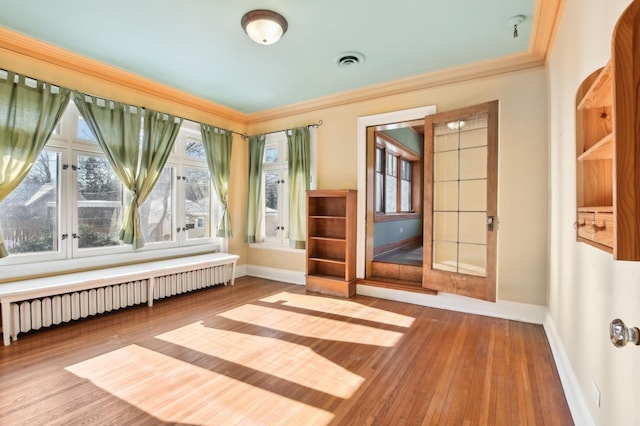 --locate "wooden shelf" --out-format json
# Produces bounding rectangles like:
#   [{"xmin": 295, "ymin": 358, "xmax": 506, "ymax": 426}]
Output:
[
  {"xmin": 306, "ymin": 190, "xmax": 357, "ymax": 298},
  {"xmin": 574, "ymin": 0, "xmax": 640, "ymax": 260},
  {"xmin": 577, "ymin": 61, "xmax": 612, "ymax": 110},
  {"xmin": 577, "ymin": 206, "xmax": 613, "ymax": 213},
  {"xmin": 577, "ymin": 133, "xmax": 613, "ymax": 161},
  {"xmin": 309, "ymin": 215, "xmax": 346, "ymax": 220},
  {"xmin": 309, "ymin": 257, "xmax": 346, "ymax": 265}
]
